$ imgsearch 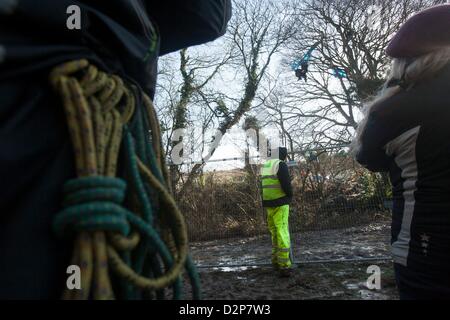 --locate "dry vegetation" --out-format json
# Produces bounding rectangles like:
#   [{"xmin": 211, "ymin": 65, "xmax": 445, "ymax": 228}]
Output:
[{"xmin": 176, "ymin": 152, "xmax": 391, "ymax": 241}]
